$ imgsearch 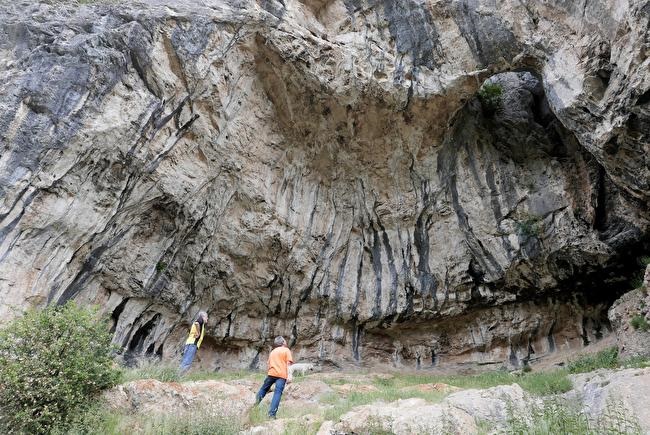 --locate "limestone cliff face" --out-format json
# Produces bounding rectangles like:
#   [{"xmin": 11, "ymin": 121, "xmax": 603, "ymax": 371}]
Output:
[{"xmin": 0, "ymin": 0, "xmax": 648, "ymax": 369}]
